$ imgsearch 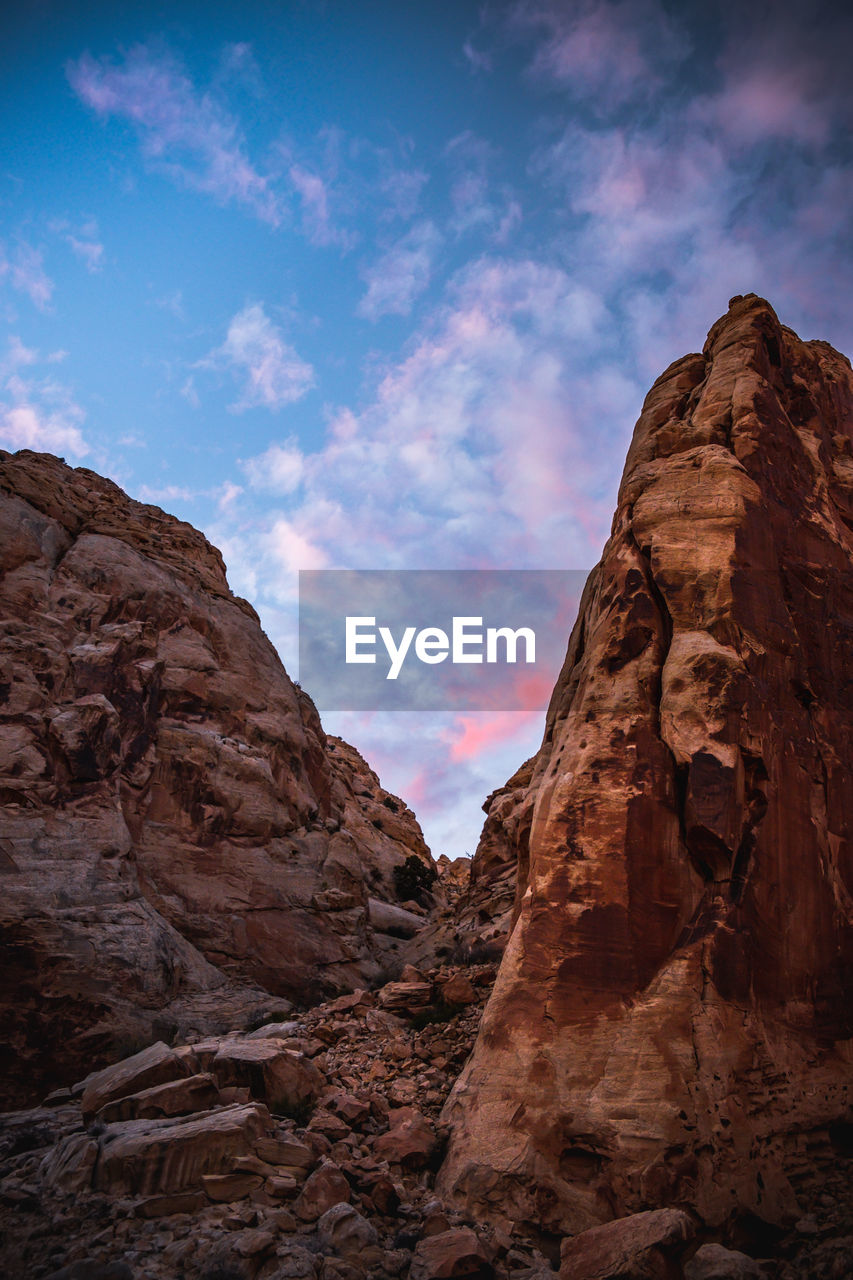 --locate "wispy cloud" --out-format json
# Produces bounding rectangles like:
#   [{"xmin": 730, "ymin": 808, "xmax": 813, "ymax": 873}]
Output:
[
  {"xmin": 51, "ymin": 218, "xmax": 105, "ymax": 273},
  {"xmin": 289, "ymin": 163, "xmax": 354, "ymax": 248},
  {"xmin": 67, "ymin": 234, "xmax": 104, "ymax": 273},
  {"xmin": 463, "ymin": 39, "xmax": 493, "ymax": 74},
  {"xmin": 137, "ymin": 482, "xmax": 196, "ymax": 504},
  {"xmin": 357, "ymin": 221, "xmax": 442, "ymax": 320},
  {"xmin": 443, "ymin": 132, "xmax": 521, "ymax": 242},
  {"xmin": 511, "ymin": 0, "xmax": 689, "ymax": 109},
  {"xmin": 0, "ymin": 241, "xmax": 54, "ymax": 310},
  {"xmin": 68, "ymin": 44, "xmax": 281, "ymax": 225},
  {"xmin": 199, "ymin": 303, "xmax": 315, "ymax": 411}
]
